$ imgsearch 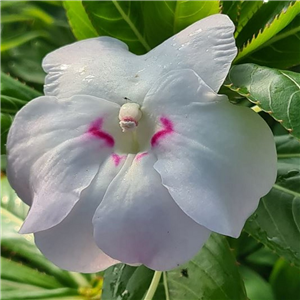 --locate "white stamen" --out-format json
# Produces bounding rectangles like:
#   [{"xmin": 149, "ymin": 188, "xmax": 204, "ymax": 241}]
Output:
[{"xmin": 119, "ymin": 103, "xmax": 142, "ymax": 132}]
